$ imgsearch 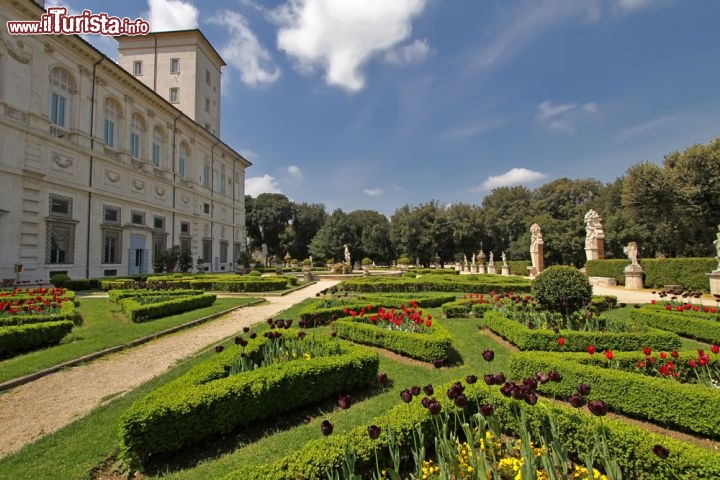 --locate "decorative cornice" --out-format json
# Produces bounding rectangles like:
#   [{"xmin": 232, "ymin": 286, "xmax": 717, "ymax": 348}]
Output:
[{"xmin": 0, "ymin": 31, "xmax": 32, "ymax": 64}]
